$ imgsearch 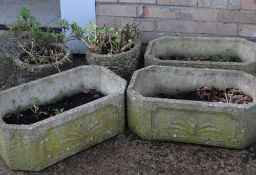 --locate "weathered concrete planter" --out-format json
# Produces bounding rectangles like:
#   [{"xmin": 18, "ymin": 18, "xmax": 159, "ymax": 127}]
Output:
[
  {"xmin": 87, "ymin": 41, "xmax": 141, "ymax": 80},
  {"xmin": 0, "ymin": 66, "xmax": 126, "ymax": 171},
  {"xmin": 12, "ymin": 43, "xmax": 73, "ymax": 84},
  {"xmin": 128, "ymin": 66, "xmax": 256, "ymax": 149},
  {"xmin": 145, "ymin": 36, "xmax": 256, "ymax": 75},
  {"xmin": 0, "ymin": 31, "xmax": 22, "ymax": 90}
]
